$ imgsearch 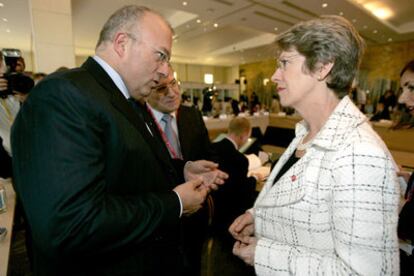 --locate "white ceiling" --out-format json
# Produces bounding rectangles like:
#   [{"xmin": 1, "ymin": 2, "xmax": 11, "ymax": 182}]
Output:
[{"xmin": 1, "ymin": 0, "xmax": 414, "ymax": 66}]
